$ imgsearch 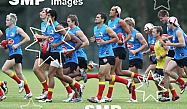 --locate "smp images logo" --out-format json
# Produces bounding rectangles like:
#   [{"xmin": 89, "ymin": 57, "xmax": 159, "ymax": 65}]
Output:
[
  {"xmin": 9, "ymin": 0, "xmax": 45, "ymax": 5},
  {"xmin": 154, "ymin": 0, "xmax": 170, "ymax": 10}
]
